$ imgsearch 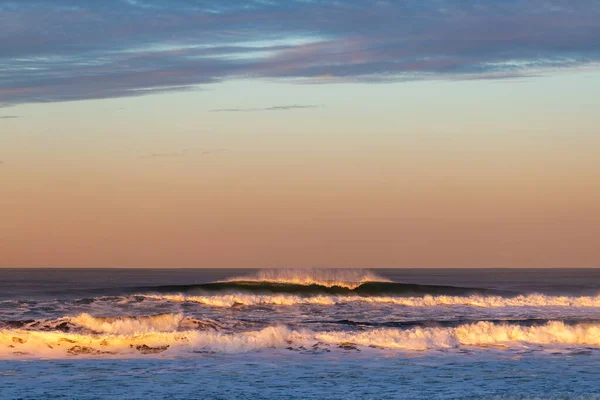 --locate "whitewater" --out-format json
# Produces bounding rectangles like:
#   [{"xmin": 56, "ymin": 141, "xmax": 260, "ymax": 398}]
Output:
[{"xmin": 1, "ymin": 268, "xmax": 600, "ymax": 399}]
